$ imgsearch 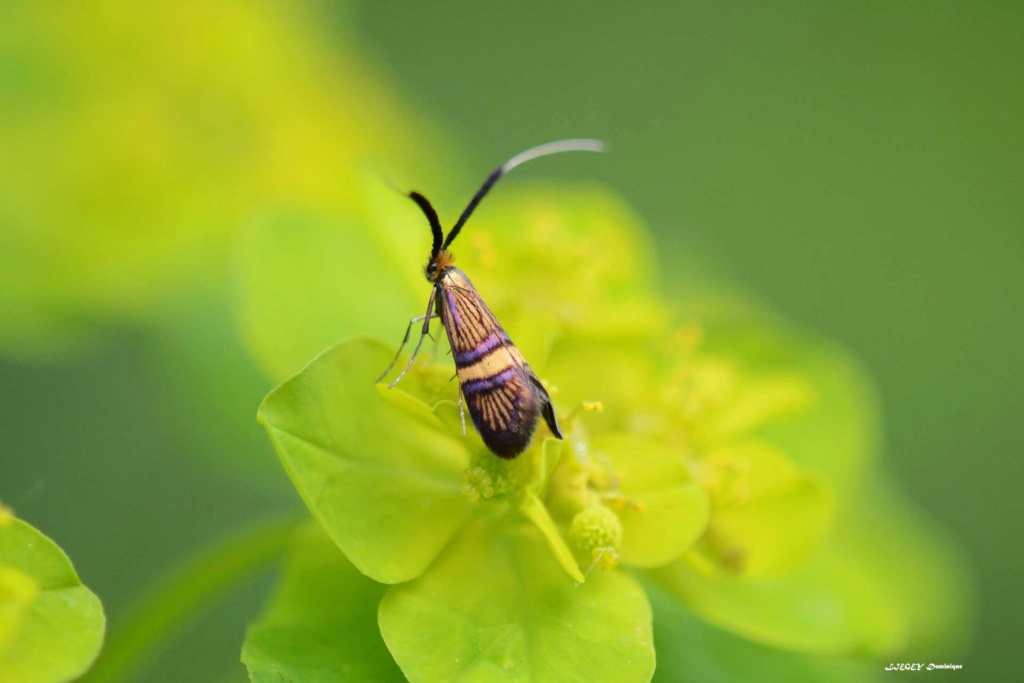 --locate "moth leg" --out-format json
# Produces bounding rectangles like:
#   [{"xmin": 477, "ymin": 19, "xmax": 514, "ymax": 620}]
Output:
[
  {"xmin": 383, "ymin": 289, "xmax": 438, "ymax": 388},
  {"xmin": 428, "ymin": 320, "xmax": 441, "ymax": 359},
  {"xmin": 457, "ymin": 388, "xmax": 467, "ymax": 436},
  {"xmin": 375, "ymin": 313, "xmax": 436, "ymax": 382}
]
